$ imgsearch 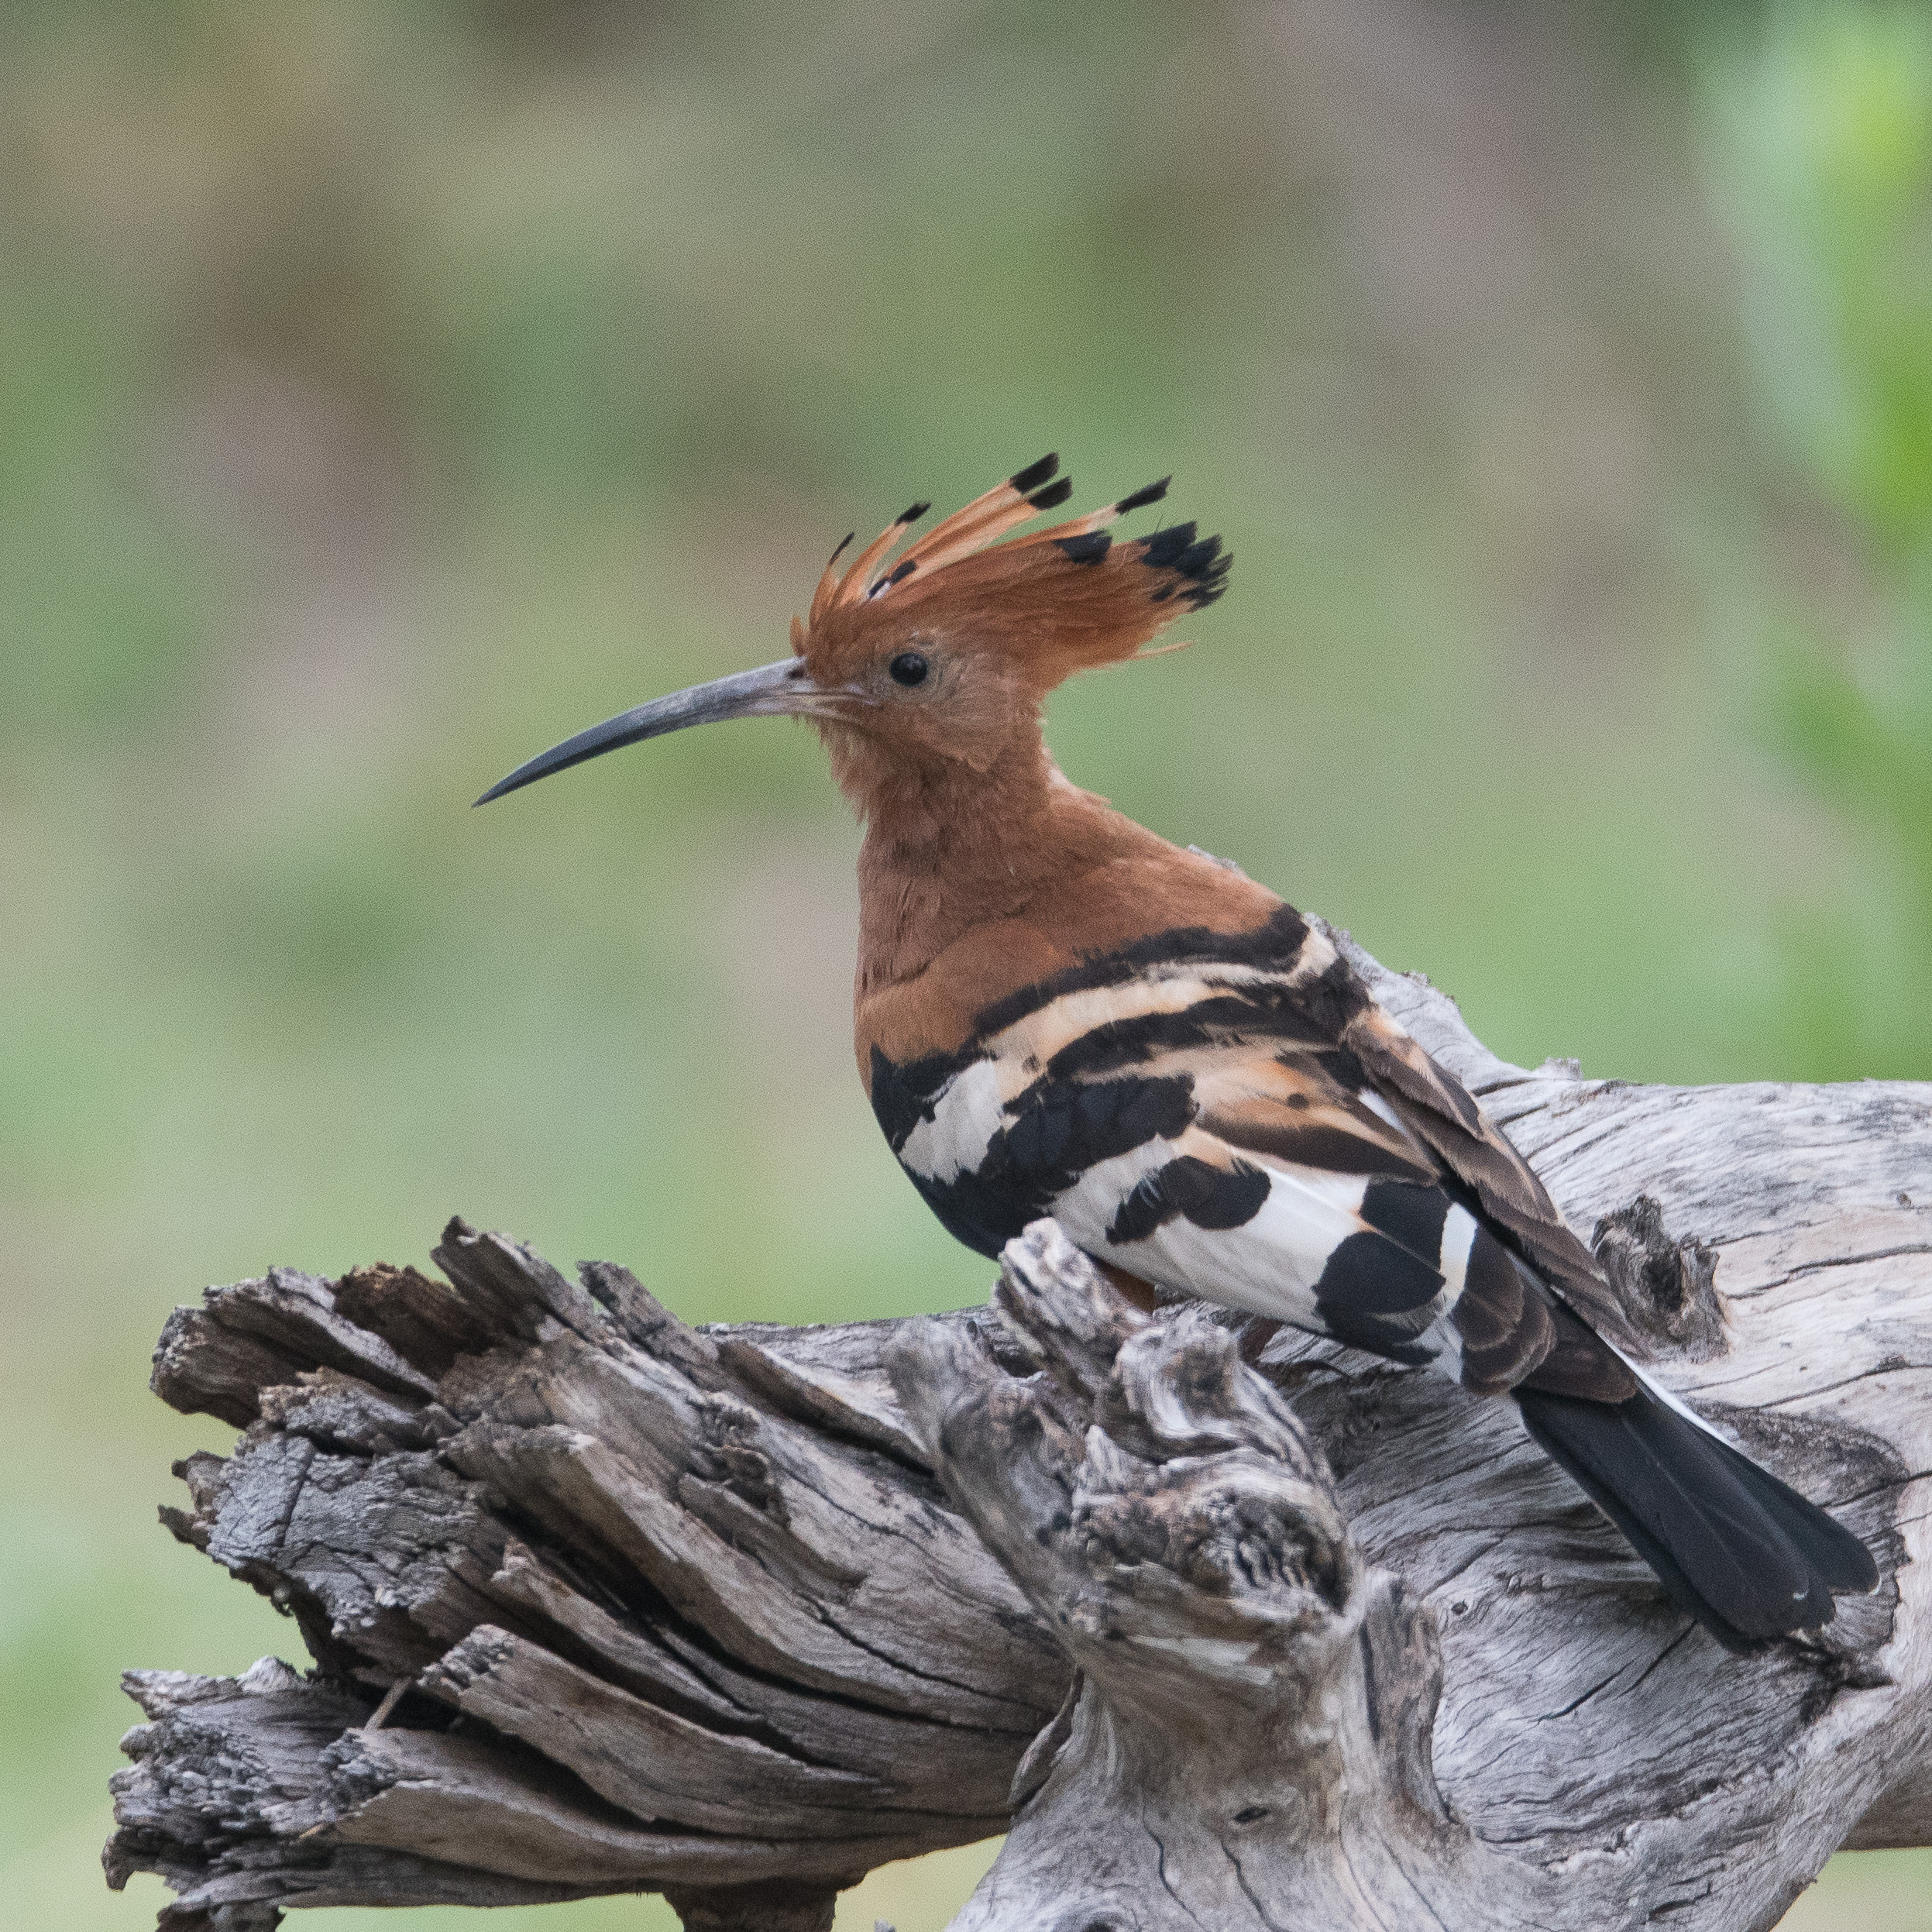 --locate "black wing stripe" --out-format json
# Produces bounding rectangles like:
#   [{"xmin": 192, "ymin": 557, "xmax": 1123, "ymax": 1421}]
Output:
[
  {"xmin": 1040, "ymin": 990, "xmax": 1332, "ymax": 1081},
  {"xmin": 1359, "ymin": 1179, "xmax": 1452, "ymax": 1260},
  {"xmin": 1210, "ymin": 1114, "xmax": 1430, "ymax": 1178},
  {"xmin": 870, "ymin": 1042, "xmax": 975, "ymax": 1153},
  {"xmin": 1310, "ymin": 1232, "xmax": 1442, "ymax": 1363},
  {"xmin": 1106, "ymin": 1154, "xmax": 1270, "ymax": 1244},
  {"xmin": 1000, "ymin": 1074, "xmax": 1193, "ymax": 1174},
  {"xmin": 967, "ymin": 905, "xmax": 1315, "ymax": 1041}
]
